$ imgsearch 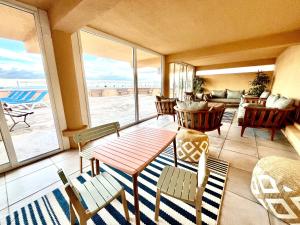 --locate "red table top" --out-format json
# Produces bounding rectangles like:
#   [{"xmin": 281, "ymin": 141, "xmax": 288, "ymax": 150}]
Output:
[{"xmin": 92, "ymin": 128, "xmax": 177, "ymax": 175}]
